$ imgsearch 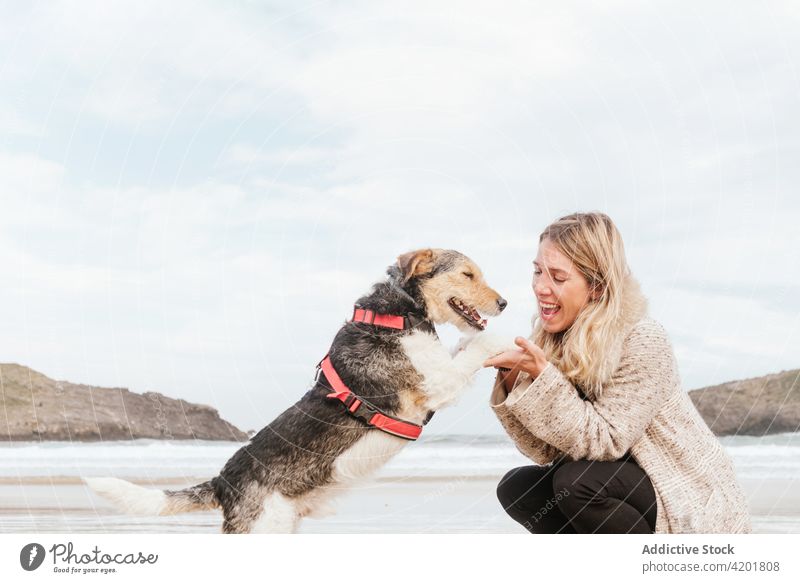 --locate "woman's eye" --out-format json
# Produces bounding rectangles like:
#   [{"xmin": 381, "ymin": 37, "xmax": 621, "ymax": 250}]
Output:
[
  {"xmin": 463, "ymin": 272, "xmax": 474, "ymax": 279},
  {"xmin": 534, "ymin": 270, "xmax": 565, "ymax": 283}
]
